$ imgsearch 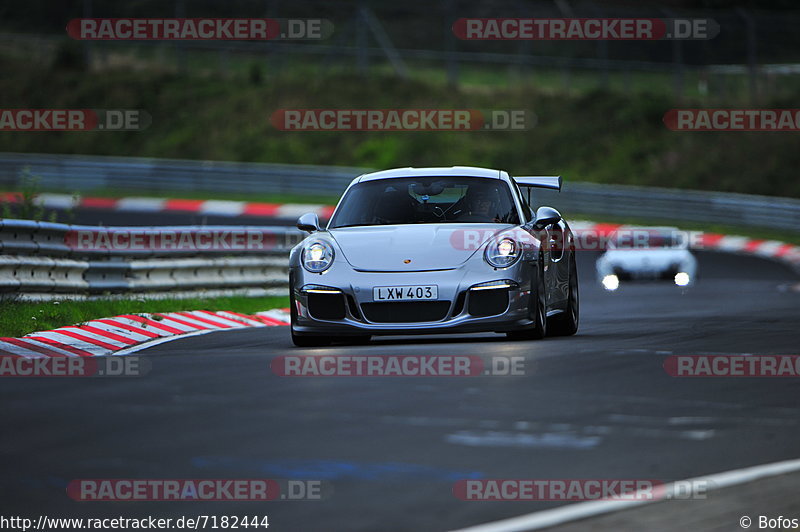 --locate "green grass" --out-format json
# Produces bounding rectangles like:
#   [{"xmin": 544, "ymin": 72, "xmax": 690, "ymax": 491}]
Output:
[
  {"xmin": 0, "ymin": 295, "xmax": 289, "ymax": 338},
  {"xmin": 2, "ymin": 45, "xmax": 800, "ymax": 200},
  {"xmin": 19, "ymin": 38, "xmax": 783, "ymax": 103}
]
